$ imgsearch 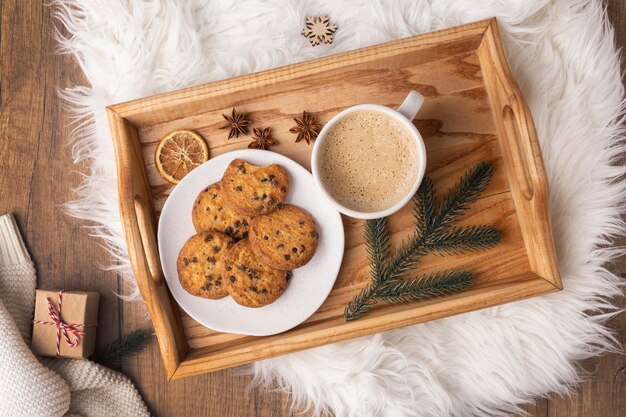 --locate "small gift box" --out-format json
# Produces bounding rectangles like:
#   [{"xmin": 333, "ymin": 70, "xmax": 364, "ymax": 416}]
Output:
[{"xmin": 31, "ymin": 289, "xmax": 99, "ymax": 359}]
